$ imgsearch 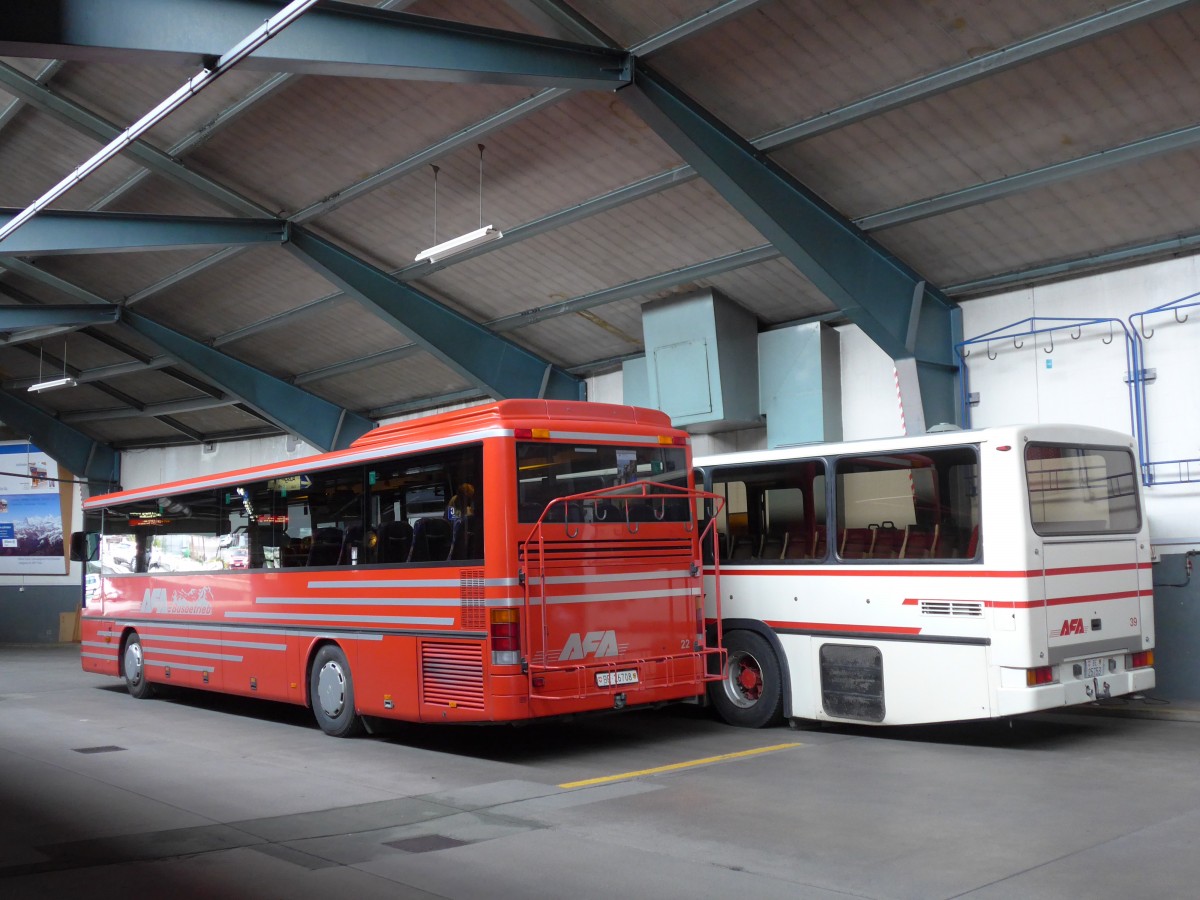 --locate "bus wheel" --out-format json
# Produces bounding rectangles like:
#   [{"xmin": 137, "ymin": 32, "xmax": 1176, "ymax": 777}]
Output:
[
  {"xmin": 310, "ymin": 645, "xmax": 365, "ymax": 738},
  {"xmin": 122, "ymin": 633, "xmax": 155, "ymax": 700},
  {"xmin": 710, "ymin": 630, "xmax": 783, "ymax": 728}
]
